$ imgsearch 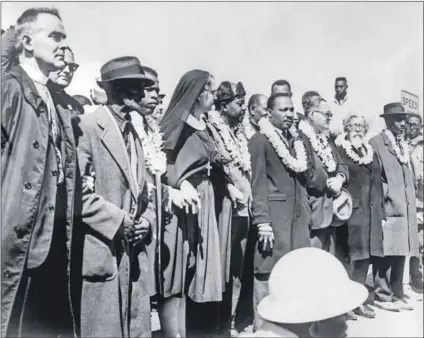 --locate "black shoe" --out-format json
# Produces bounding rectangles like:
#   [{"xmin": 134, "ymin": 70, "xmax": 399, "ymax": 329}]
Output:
[
  {"xmin": 410, "ymin": 280, "xmax": 424, "ymax": 294},
  {"xmin": 353, "ymin": 305, "xmax": 376, "ymax": 319}
]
